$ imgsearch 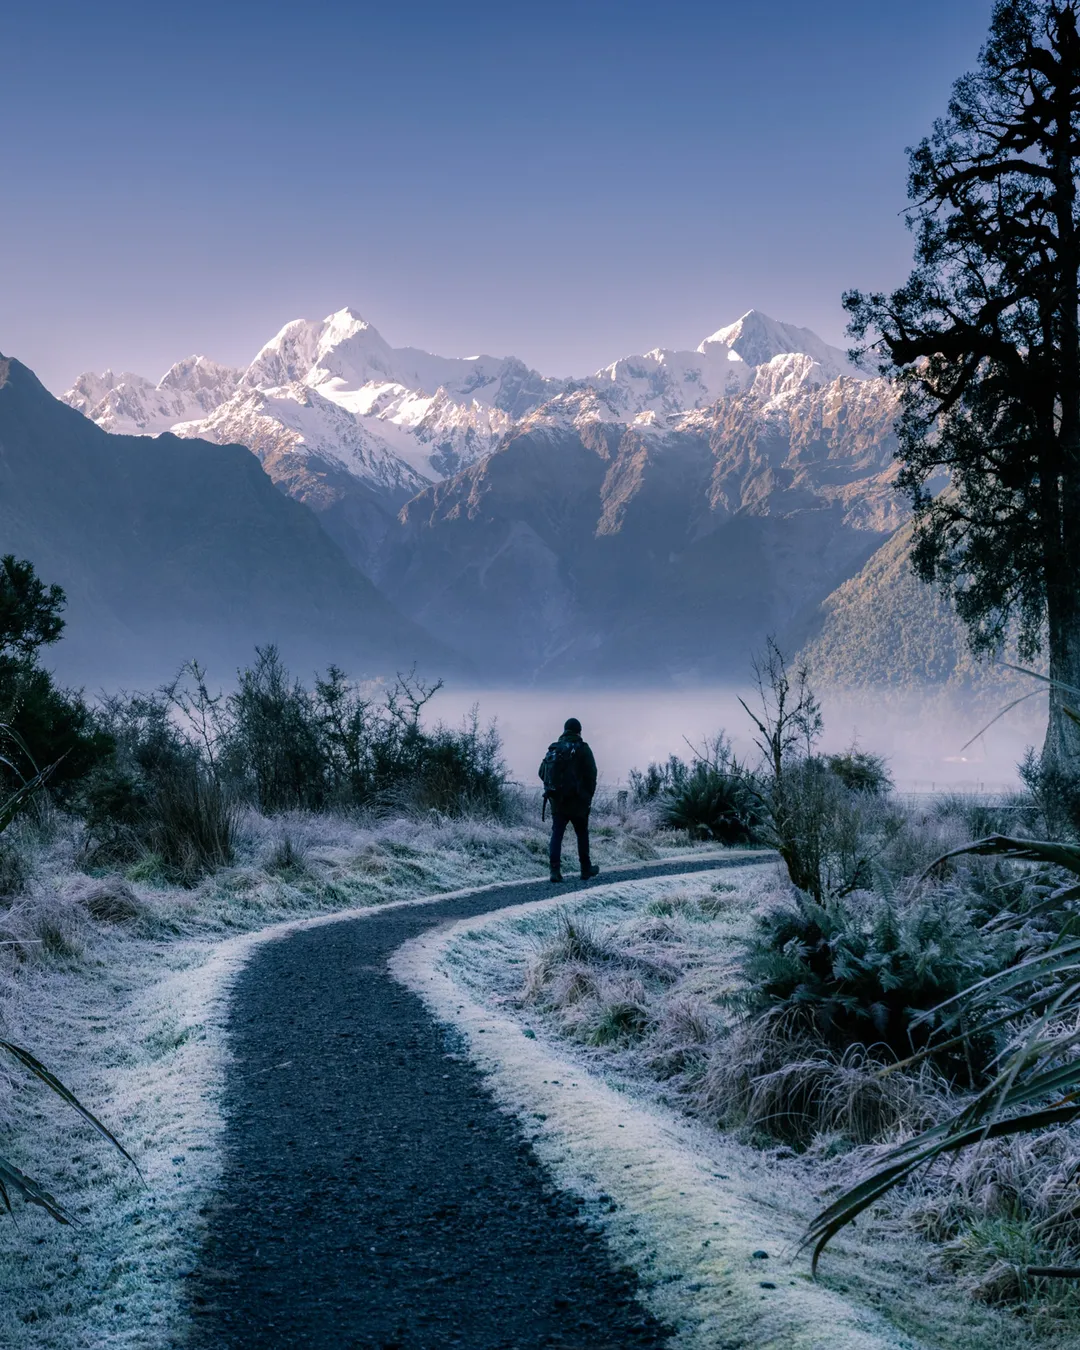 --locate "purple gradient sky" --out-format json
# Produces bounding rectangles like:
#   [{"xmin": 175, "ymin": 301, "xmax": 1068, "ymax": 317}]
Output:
[{"xmin": 3, "ymin": 0, "xmax": 994, "ymax": 392}]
